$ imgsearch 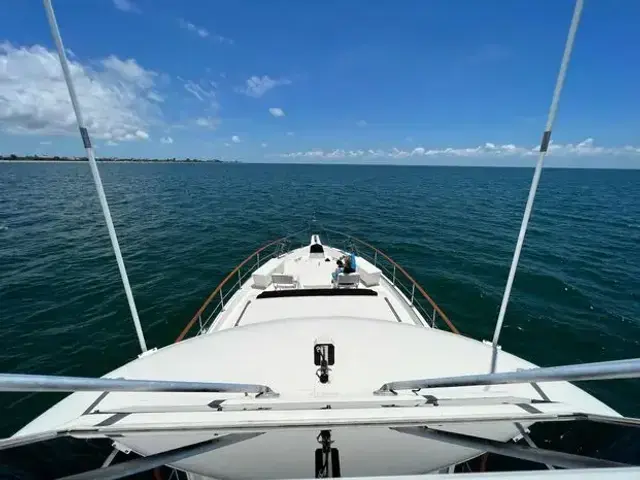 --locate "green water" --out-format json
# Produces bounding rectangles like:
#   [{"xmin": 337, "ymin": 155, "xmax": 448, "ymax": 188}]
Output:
[{"xmin": 0, "ymin": 162, "xmax": 639, "ymax": 476}]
